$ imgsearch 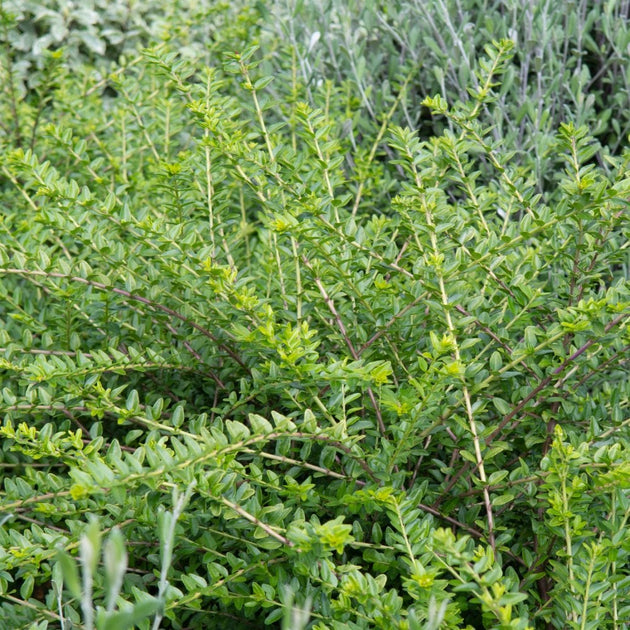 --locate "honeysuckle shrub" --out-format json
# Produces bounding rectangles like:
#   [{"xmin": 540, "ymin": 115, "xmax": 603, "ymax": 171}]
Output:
[{"xmin": 0, "ymin": 10, "xmax": 628, "ymax": 630}]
